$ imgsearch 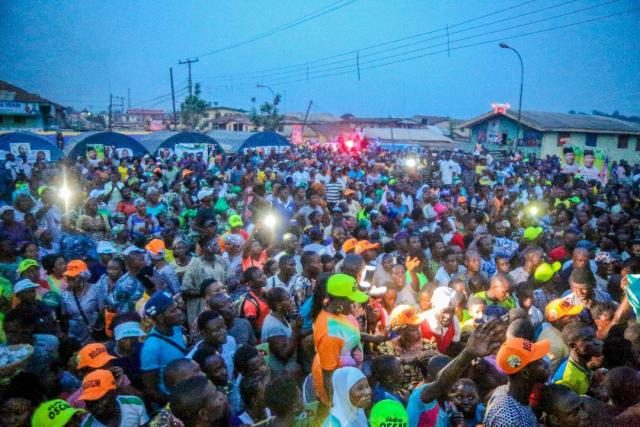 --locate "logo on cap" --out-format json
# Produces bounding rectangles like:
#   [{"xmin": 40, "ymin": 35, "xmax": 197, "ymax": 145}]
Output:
[{"xmin": 507, "ymin": 355, "xmax": 521, "ymax": 369}]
